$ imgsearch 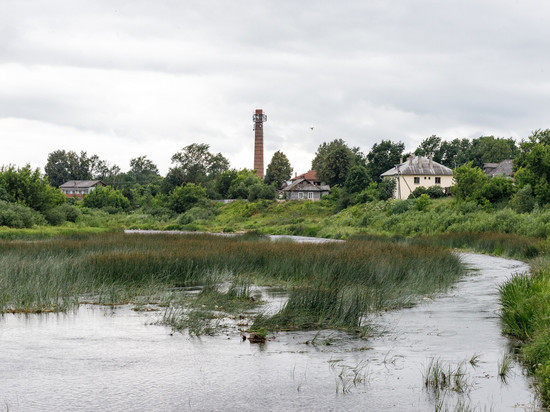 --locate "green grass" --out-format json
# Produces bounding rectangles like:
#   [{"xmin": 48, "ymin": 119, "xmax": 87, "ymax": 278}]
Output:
[
  {"xmin": 499, "ymin": 259, "xmax": 550, "ymax": 405},
  {"xmin": 0, "ymin": 232, "xmax": 464, "ymax": 334}
]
